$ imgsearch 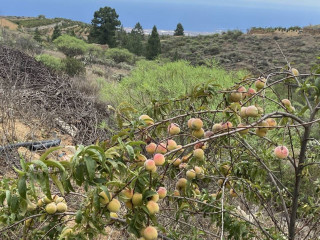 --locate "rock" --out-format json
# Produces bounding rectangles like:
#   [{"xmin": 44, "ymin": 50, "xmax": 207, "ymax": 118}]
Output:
[{"xmin": 17, "ymin": 147, "xmax": 40, "ymax": 160}]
